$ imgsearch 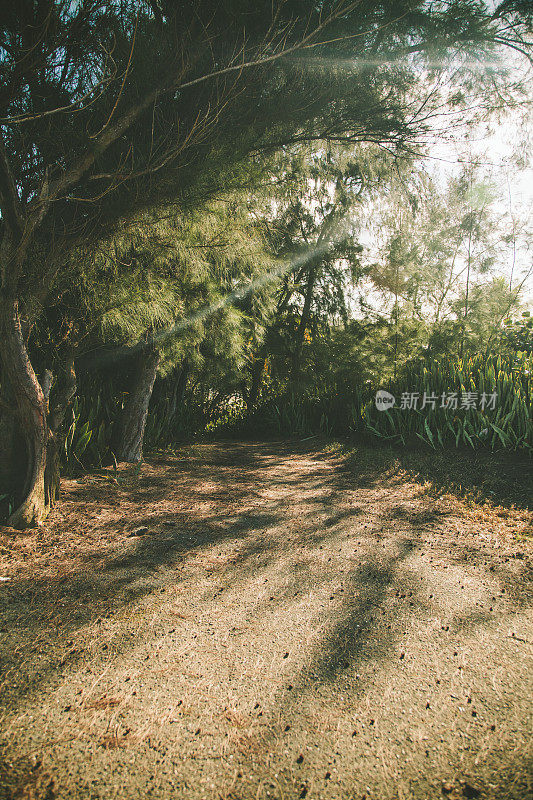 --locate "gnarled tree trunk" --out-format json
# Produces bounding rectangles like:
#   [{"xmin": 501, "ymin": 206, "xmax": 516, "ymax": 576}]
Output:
[
  {"xmin": 0, "ymin": 299, "xmax": 48, "ymax": 527},
  {"xmin": 0, "ymin": 301, "xmax": 77, "ymax": 528},
  {"xmin": 116, "ymin": 344, "xmax": 160, "ymax": 463}
]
